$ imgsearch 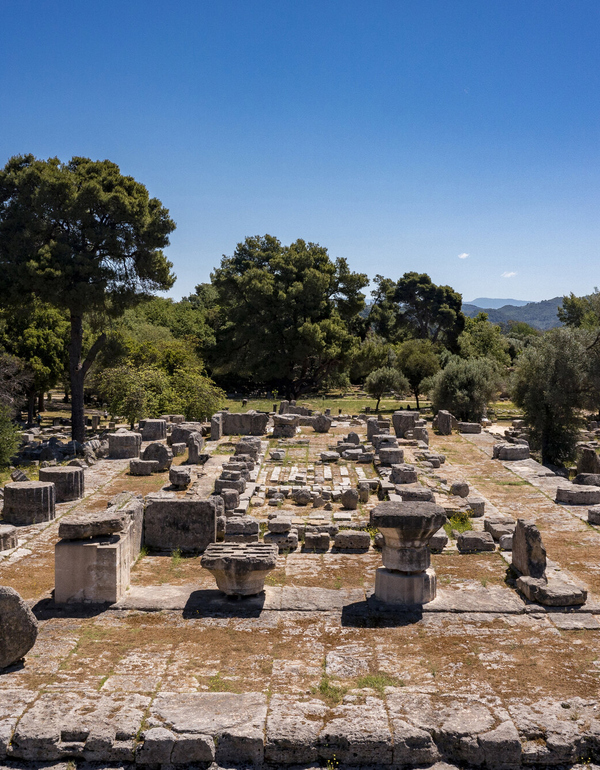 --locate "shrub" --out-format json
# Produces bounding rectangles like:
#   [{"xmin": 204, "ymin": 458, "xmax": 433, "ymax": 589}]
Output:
[{"xmin": 426, "ymin": 357, "xmax": 502, "ymax": 422}]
